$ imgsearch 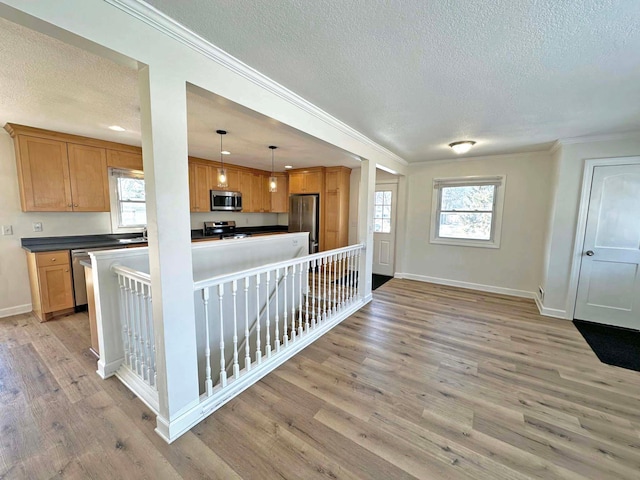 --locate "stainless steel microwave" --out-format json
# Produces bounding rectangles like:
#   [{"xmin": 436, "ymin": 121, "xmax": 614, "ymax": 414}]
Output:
[{"xmin": 210, "ymin": 190, "xmax": 242, "ymax": 211}]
